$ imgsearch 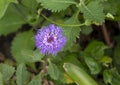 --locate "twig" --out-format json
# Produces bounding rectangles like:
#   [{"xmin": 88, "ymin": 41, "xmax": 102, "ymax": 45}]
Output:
[
  {"xmin": 49, "ymin": 81, "xmax": 54, "ymax": 85},
  {"xmin": 101, "ymin": 23, "xmax": 112, "ymax": 47},
  {"xmin": 43, "ymin": 78, "xmax": 49, "ymax": 85}
]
